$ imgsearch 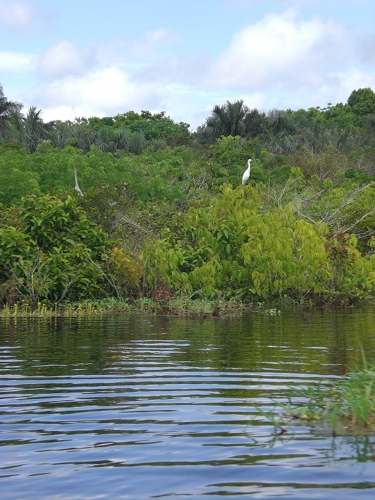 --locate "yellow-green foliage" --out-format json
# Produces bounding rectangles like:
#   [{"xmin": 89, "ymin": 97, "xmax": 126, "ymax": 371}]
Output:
[
  {"xmin": 108, "ymin": 246, "xmax": 144, "ymax": 289},
  {"xmin": 142, "ymin": 185, "xmax": 375, "ymax": 302},
  {"xmin": 240, "ymin": 206, "xmax": 329, "ymax": 298}
]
